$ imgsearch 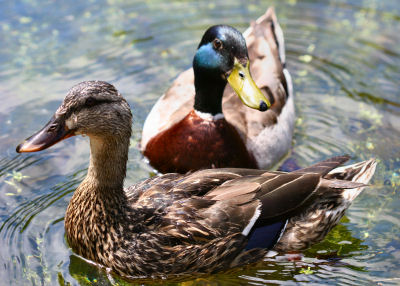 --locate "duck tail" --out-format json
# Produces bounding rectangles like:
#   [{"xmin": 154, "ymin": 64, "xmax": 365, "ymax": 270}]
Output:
[
  {"xmin": 272, "ymin": 158, "xmax": 376, "ymax": 252},
  {"xmin": 265, "ymin": 7, "xmax": 294, "ymax": 101},
  {"xmin": 243, "ymin": 7, "xmax": 285, "ymax": 65},
  {"xmin": 250, "ymin": 7, "xmax": 293, "ymax": 103},
  {"xmin": 296, "ymin": 155, "xmax": 377, "ymax": 201},
  {"xmin": 268, "ymin": 7, "xmax": 286, "ymax": 66},
  {"xmin": 325, "ymin": 158, "xmax": 377, "ymax": 201}
]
